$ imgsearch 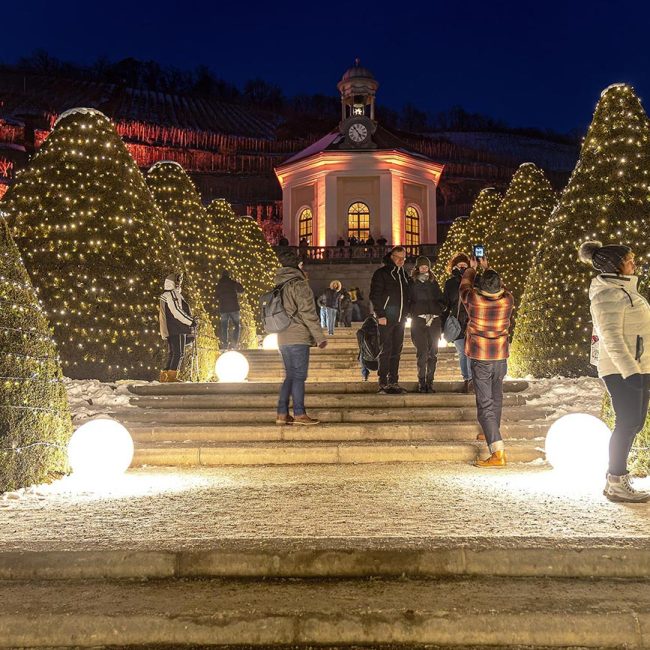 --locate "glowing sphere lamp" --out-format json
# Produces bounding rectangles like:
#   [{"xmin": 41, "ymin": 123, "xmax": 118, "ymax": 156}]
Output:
[
  {"xmin": 262, "ymin": 333, "xmax": 279, "ymax": 350},
  {"xmin": 68, "ymin": 418, "xmax": 134, "ymax": 480},
  {"xmin": 545, "ymin": 413, "xmax": 611, "ymax": 477},
  {"xmin": 215, "ymin": 350, "xmax": 249, "ymax": 382}
]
